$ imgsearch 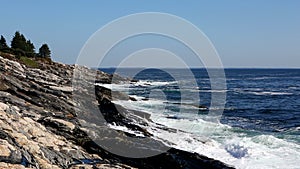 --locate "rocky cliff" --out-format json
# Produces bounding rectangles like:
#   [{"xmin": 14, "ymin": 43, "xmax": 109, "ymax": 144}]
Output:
[{"xmin": 0, "ymin": 55, "xmax": 234, "ymax": 169}]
